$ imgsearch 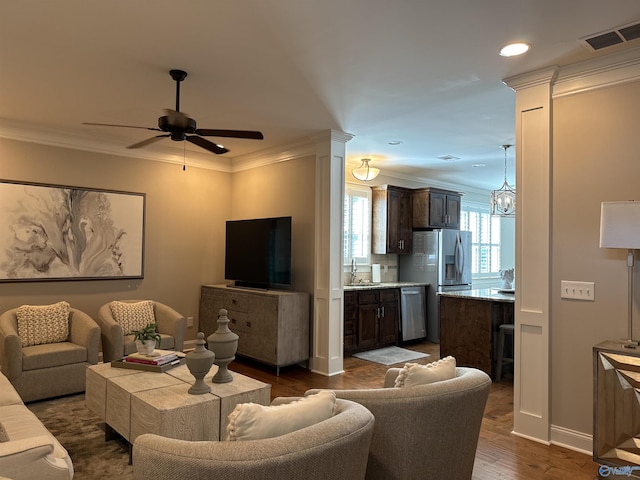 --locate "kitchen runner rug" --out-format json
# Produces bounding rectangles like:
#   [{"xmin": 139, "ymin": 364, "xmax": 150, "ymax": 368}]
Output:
[{"xmin": 352, "ymin": 346, "xmax": 429, "ymax": 366}]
